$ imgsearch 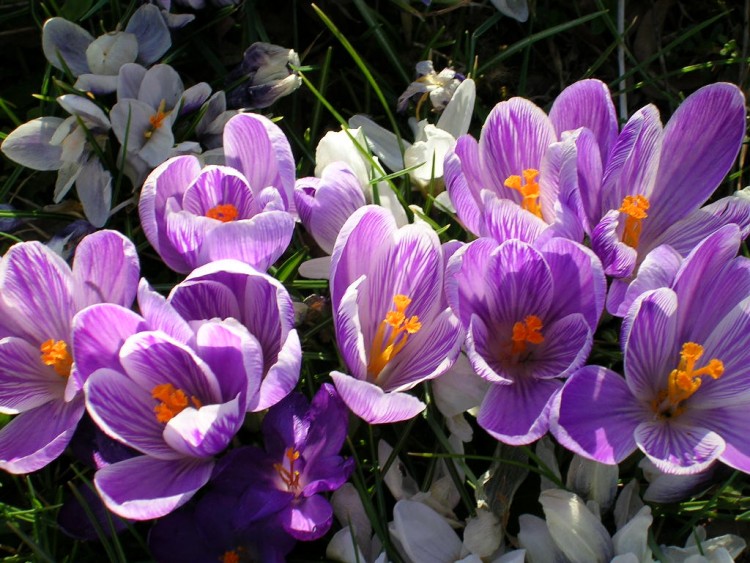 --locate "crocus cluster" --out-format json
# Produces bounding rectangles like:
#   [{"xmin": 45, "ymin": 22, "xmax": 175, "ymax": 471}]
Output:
[{"xmin": 2, "ymin": 20, "xmax": 750, "ymax": 559}]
